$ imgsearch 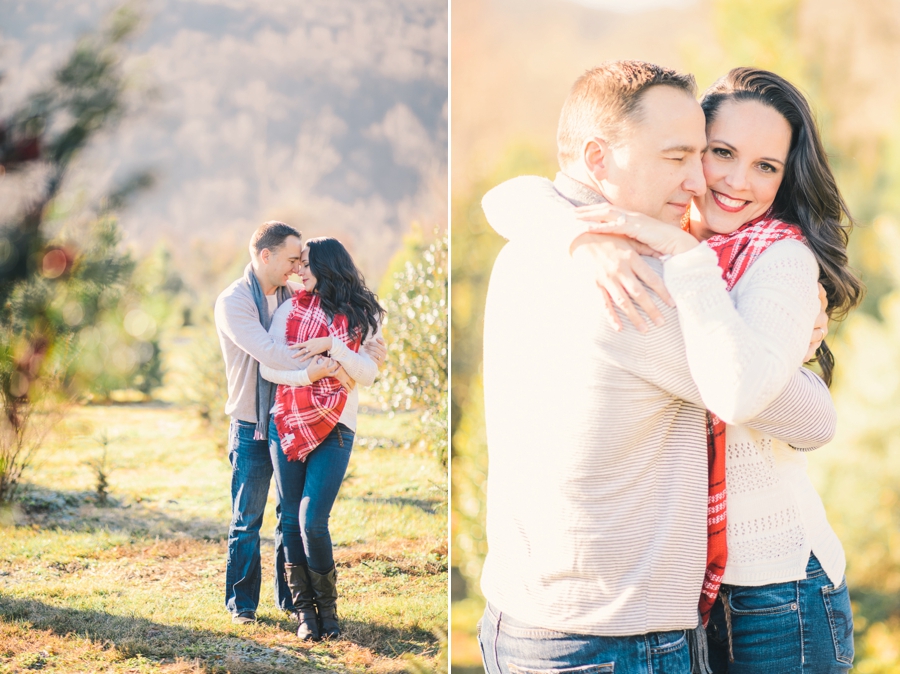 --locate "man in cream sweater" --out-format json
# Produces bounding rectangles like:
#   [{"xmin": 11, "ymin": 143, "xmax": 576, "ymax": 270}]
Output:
[
  {"xmin": 478, "ymin": 61, "xmax": 834, "ymax": 673},
  {"xmin": 214, "ymin": 221, "xmax": 385, "ymax": 624}
]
